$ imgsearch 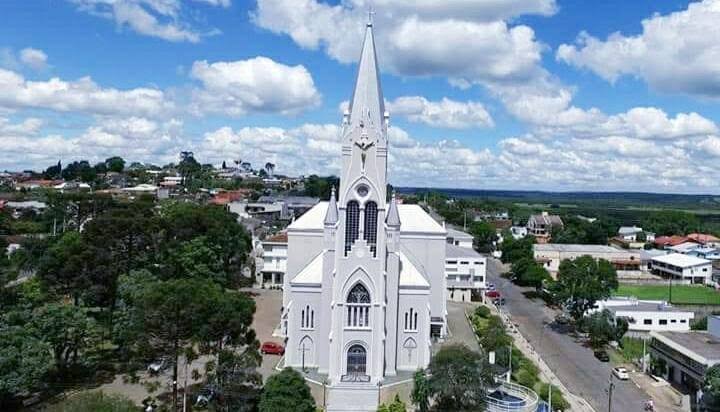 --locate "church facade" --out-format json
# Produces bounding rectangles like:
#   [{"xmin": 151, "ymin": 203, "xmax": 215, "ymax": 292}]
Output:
[{"xmin": 281, "ymin": 19, "xmax": 447, "ymax": 411}]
